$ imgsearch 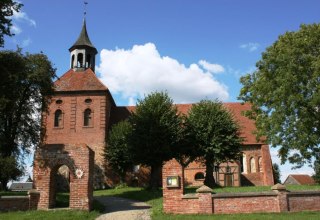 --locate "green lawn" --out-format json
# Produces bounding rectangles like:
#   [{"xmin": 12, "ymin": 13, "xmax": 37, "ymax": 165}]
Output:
[{"xmin": 1, "ymin": 185, "xmax": 320, "ymax": 219}]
